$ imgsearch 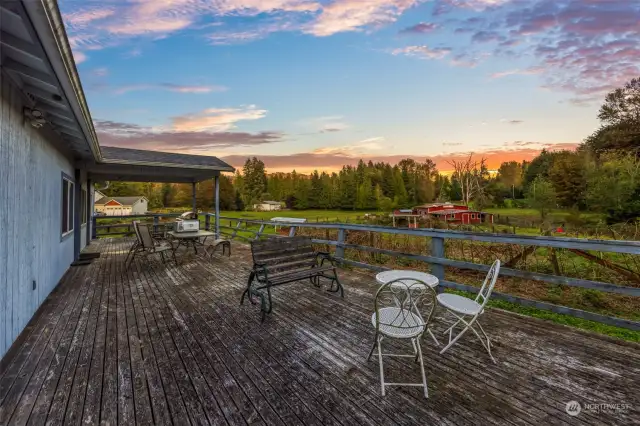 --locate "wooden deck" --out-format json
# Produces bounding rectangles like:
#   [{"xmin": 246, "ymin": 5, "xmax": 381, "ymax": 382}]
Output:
[{"xmin": 1, "ymin": 238, "xmax": 638, "ymax": 425}]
